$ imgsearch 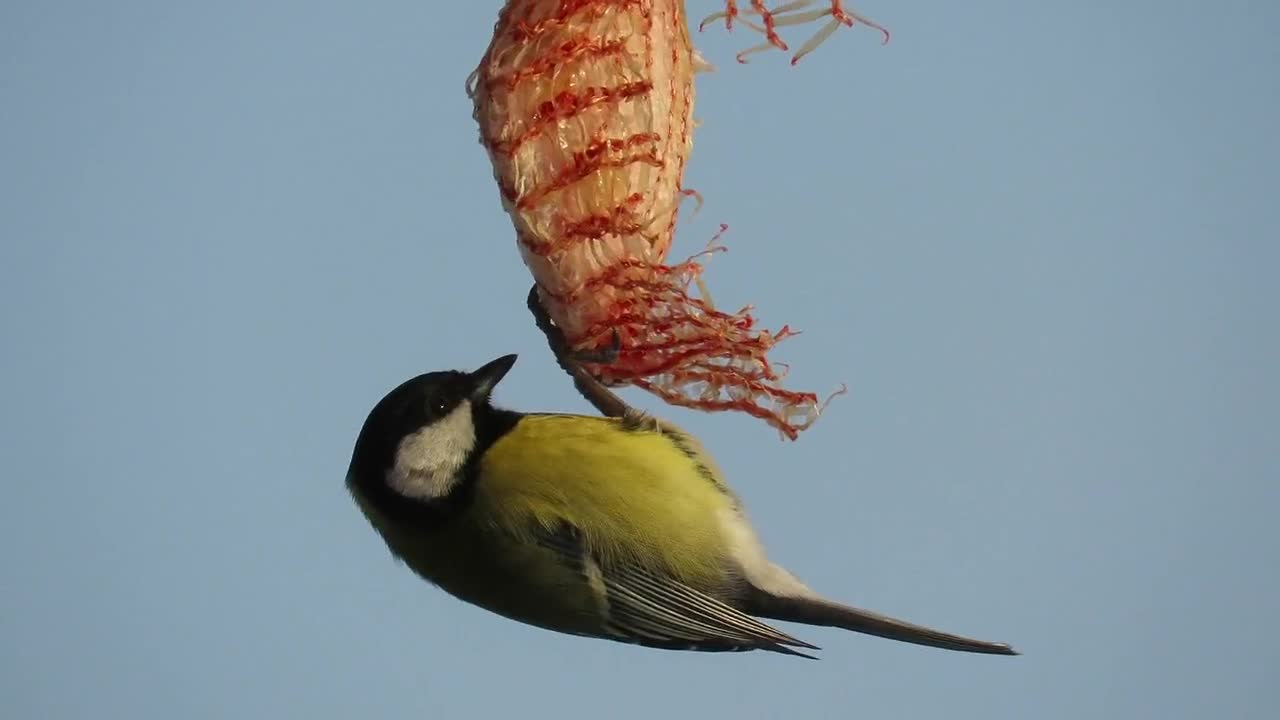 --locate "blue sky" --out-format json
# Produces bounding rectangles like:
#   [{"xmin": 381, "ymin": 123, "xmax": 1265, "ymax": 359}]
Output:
[{"xmin": 2, "ymin": 2, "xmax": 1277, "ymax": 718}]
